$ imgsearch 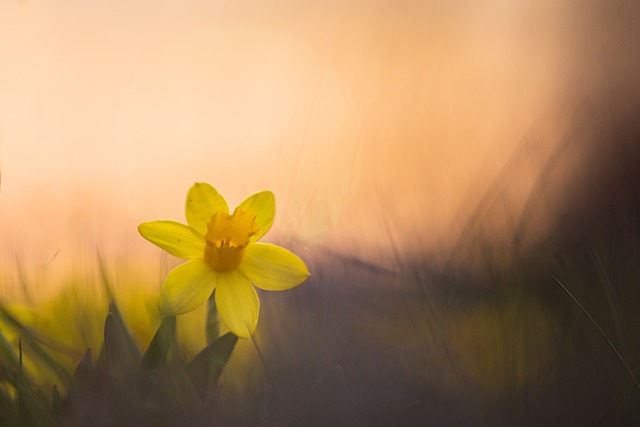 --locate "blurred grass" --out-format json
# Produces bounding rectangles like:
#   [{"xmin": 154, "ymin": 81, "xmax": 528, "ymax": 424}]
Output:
[
  {"xmin": 0, "ymin": 138, "xmax": 639, "ymax": 426},
  {"xmin": 0, "ymin": 231, "xmax": 639, "ymax": 426}
]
